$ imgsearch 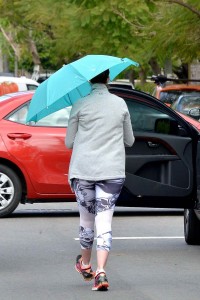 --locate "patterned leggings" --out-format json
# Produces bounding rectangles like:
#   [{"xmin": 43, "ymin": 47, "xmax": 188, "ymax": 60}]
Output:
[{"xmin": 73, "ymin": 178, "xmax": 124, "ymax": 252}]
